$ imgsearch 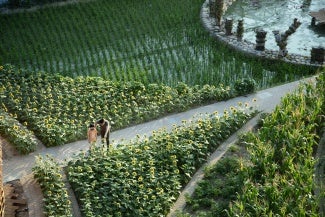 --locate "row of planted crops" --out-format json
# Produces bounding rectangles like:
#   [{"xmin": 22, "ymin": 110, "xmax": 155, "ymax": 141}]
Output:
[
  {"xmin": 180, "ymin": 72, "xmax": 325, "ymax": 216},
  {"xmin": 0, "ymin": 0, "xmax": 320, "ymax": 154},
  {"xmin": 31, "ymin": 73, "xmax": 324, "ymax": 216},
  {"xmin": 0, "ymin": 62, "xmax": 251, "ymax": 216},
  {"xmin": 1, "ymin": 64, "xmax": 251, "ymax": 153},
  {"xmin": 0, "ymin": 0, "xmax": 324, "ymax": 216},
  {"xmin": 0, "ymin": 0, "xmax": 316, "ymax": 88},
  {"xmin": 33, "ymin": 101, "xmax": 256, "ymax": 216}
]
